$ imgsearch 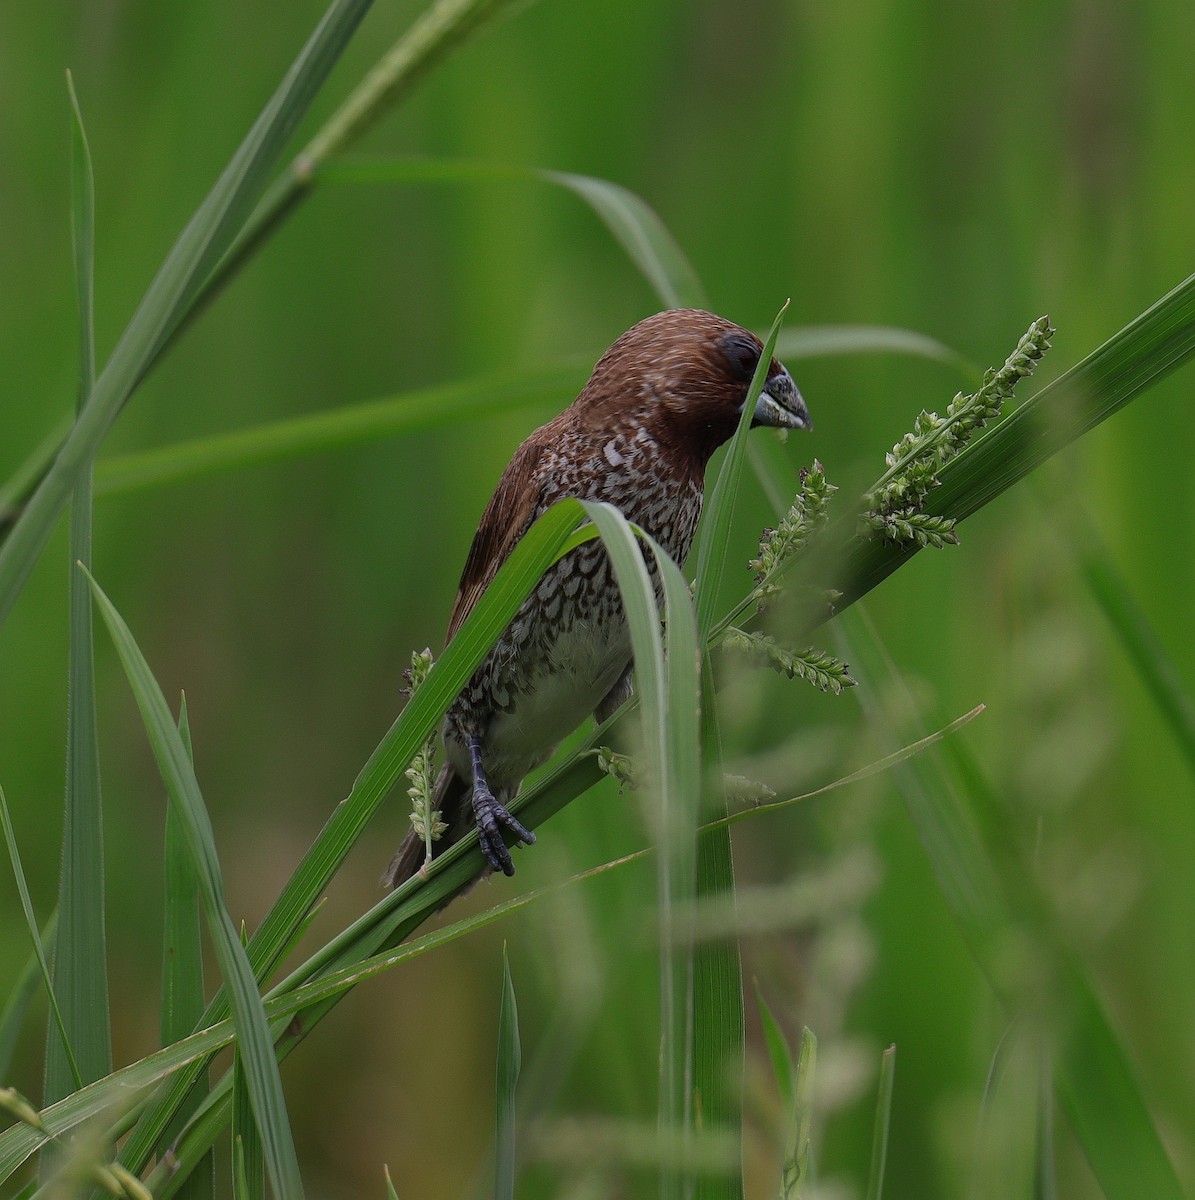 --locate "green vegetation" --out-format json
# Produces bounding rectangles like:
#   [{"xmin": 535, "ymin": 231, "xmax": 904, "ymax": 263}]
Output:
[{"xmin": 1, "ymin": 2, "xmax": 1193, "ymax": 1198}]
